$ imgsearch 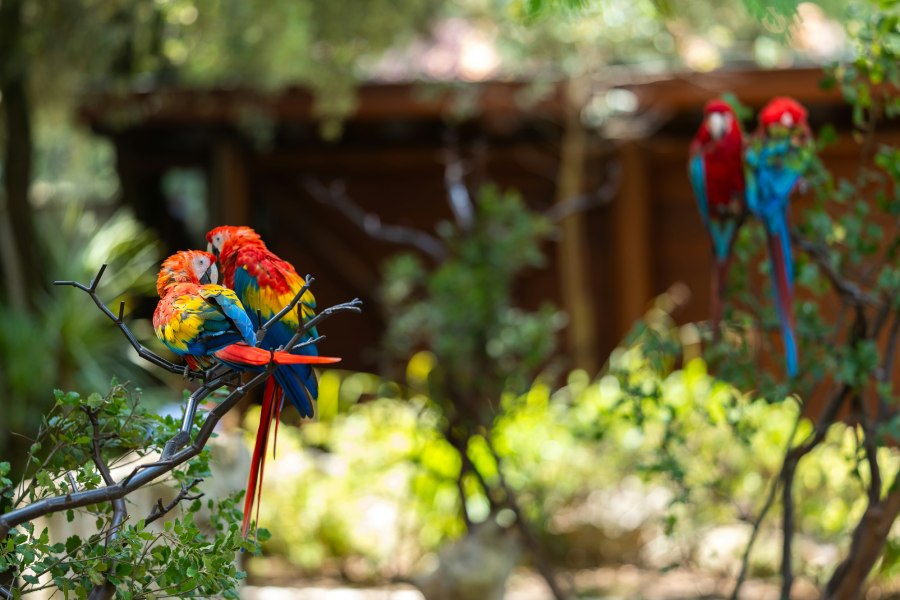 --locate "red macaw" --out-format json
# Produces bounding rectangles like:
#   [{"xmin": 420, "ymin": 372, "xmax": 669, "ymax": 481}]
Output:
[
  {"xmin": 206, "ymin": 226, "xmax": 322, "ymax": 537},
  {"xmin": 689, "ymin": 98, "xmax": 747, "ymax": 338},
  {"xmin": 745, "ymin": 97, "xmax": 813, "ymax": 378},
  {"xmin": 153, "ymin": 250, "xmax": 340, "ymax": 535}
]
